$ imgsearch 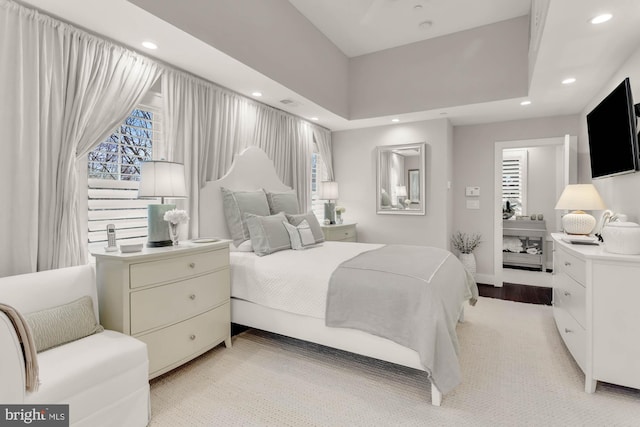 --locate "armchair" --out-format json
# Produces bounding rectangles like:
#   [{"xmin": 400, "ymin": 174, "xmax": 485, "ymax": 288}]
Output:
[{"xmin": 0, "ymin": 264, "xmax": 150, "ymax": 427}]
